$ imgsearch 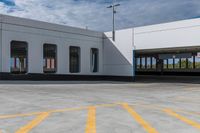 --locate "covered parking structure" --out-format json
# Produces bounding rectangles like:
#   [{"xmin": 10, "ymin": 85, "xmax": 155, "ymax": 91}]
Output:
[
  {"xmin": 135, "ymin": 46, "xmax": 200, "ymax": 75},
  {"xmin": 134, "ymin": 18, "xmax": 200, "ymax": 76}
]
